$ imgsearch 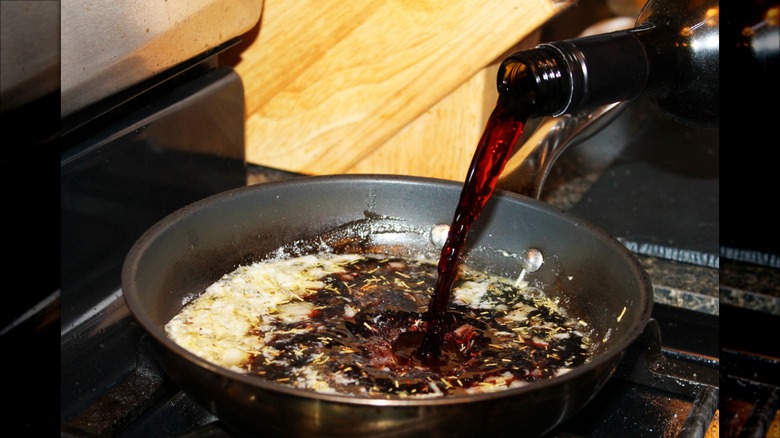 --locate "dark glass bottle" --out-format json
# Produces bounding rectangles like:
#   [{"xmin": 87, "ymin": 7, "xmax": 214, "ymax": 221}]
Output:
[{"xmin": 497, "ymin": 0, "xmax": 721, "ymax": 127}]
